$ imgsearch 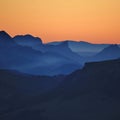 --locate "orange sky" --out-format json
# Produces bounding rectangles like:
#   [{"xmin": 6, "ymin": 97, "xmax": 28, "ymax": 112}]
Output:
[{"xmin": 0, "ymin": 0, "xmax": 120, "ymax": 43}]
